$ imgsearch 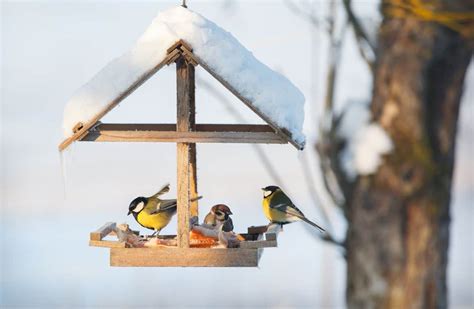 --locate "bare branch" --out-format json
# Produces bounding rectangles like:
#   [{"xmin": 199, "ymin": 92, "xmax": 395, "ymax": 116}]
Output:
[
  {"xmin": 342, "ymin": 0, "xmax": 375, "ymax": 72},
  {"xmin": 284, "ymin": 0, "xmax": 329, "ymax": 32},
  {"xmin": 298, "ymin": 152, "xmax": 334, "ymax": 231},
  {"xmin": 316, "ymin": 2, "xmax": 349, "ymax": 210}
]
